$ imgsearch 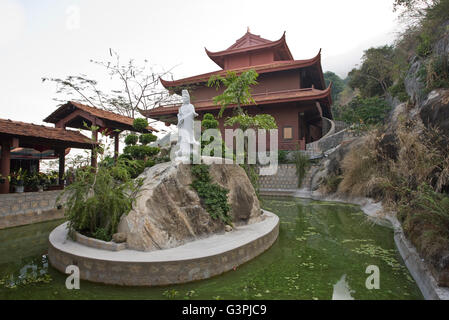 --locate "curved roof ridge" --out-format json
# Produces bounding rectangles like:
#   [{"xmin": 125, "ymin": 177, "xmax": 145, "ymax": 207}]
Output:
[
  {"xmin": 160, "ymin": 49, "xmax": 321, "ymax": 89},
  {"xmin": 226, "ymin": 30, "xmax": 275, "ymax": 50},
  {"xmin": 205, "ymin": 32, "xmax": 287, "ymax": 58}
]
